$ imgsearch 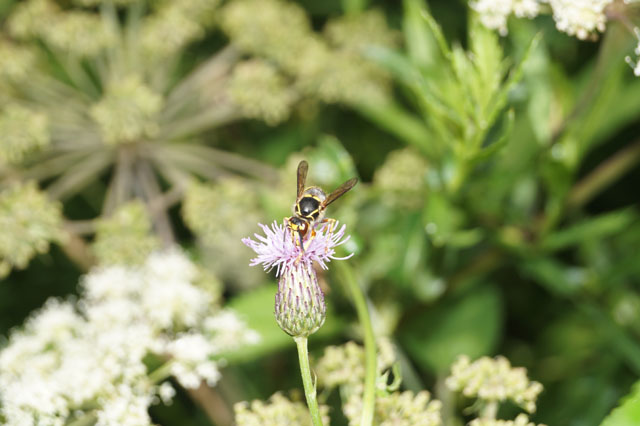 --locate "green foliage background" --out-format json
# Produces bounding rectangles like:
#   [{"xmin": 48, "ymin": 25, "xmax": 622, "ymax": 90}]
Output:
[{"xmin": 1, "ymin": 0, "xmax": 640, "ymax": 425}]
